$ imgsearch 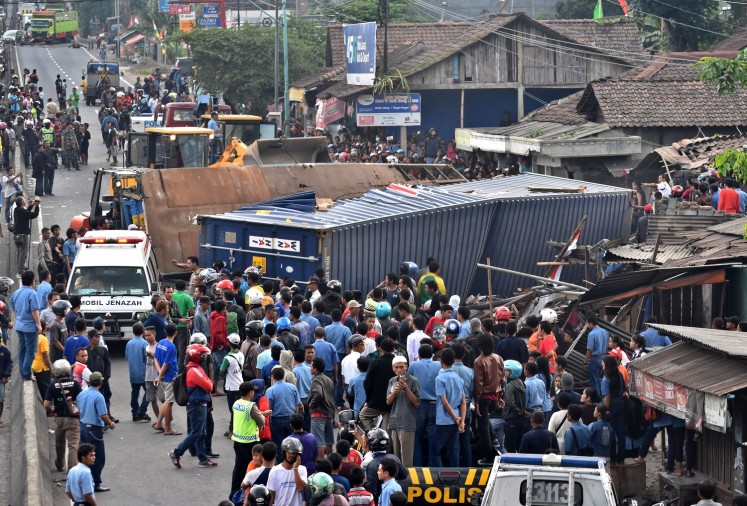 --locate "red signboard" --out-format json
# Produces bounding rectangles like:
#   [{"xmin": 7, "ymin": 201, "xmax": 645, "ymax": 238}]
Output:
[
  {"xmin": 169, "ymin": 4, "xmax": 191, "ymax": 14},
  {"xmin": 631, "ymin": 369, "xmax": 688, "ymax": 414}
]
